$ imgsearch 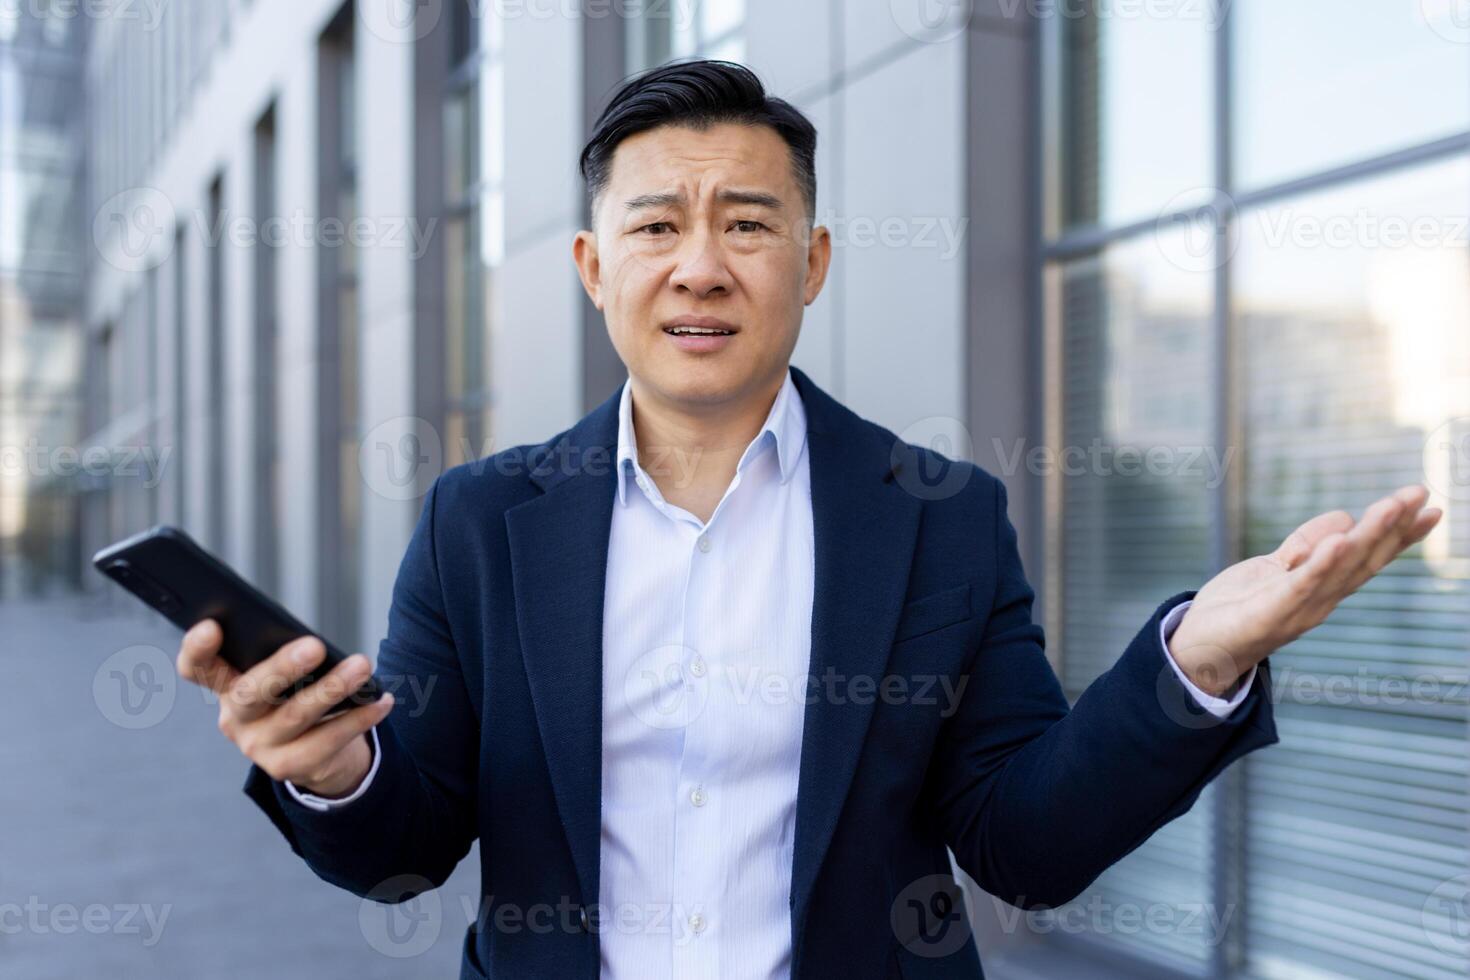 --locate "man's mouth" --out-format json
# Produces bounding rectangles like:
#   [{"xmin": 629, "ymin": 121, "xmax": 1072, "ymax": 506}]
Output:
[{"xmin": 663, "ymin": 326, "xmax": 735, "ymax": 336}]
